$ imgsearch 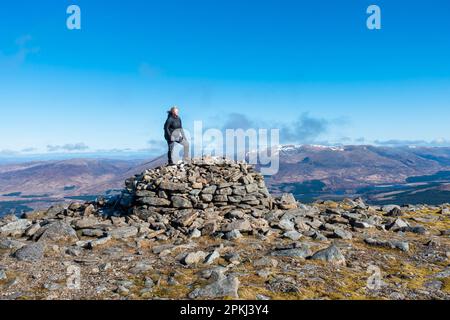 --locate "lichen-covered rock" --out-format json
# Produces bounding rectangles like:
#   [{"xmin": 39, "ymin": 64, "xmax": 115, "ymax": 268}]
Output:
[
  {"xmin": 34, "ymin": 221, "xmax": 78, "ymax": 243},
  {"xmin": 14, "ymin": 242, "xmax": 45, "ymax": 262},
  {"xmin": 310, "ymin": 245, "xmax": 346, "ymax": 266},
  {"xmin": 189, "ymin": 274, "xmax": 240, "ymax": 299}
]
